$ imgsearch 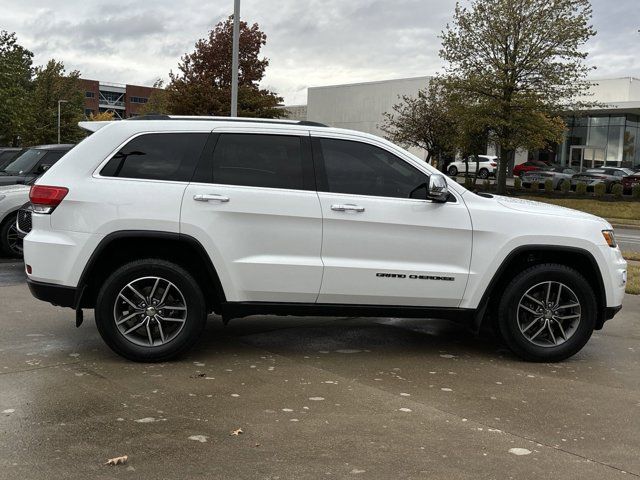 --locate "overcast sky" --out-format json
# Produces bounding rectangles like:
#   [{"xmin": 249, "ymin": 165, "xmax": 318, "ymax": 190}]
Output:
[{"xmin": 2, "ymin": 0, "xmax": 639, "ymax": 104}]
